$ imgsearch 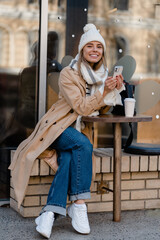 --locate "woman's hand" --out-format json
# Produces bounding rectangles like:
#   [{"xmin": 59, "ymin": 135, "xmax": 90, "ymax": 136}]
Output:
[
  {"xmin": 103, "ymin": 77, "xmax": 117, "ymax": 97},
  {"xmin": 115, "ymin": 74, "xmax": 124, "ymax": 90},
  {"xmin": 103, "ymin": 74, "xmax": 124, "ymax": 97}
]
